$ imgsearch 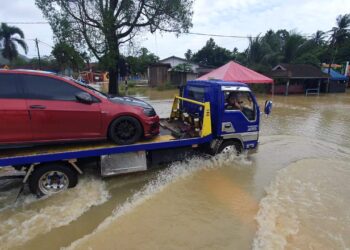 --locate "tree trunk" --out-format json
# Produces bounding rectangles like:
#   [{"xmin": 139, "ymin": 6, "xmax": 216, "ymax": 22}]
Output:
[
  {"xmin": 108, "ymin": 66, "xmax": 119, "ymax": 96},
  {"xmin": 107, "ymin": 45, "xmax": 120, "ymax": 96}
]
